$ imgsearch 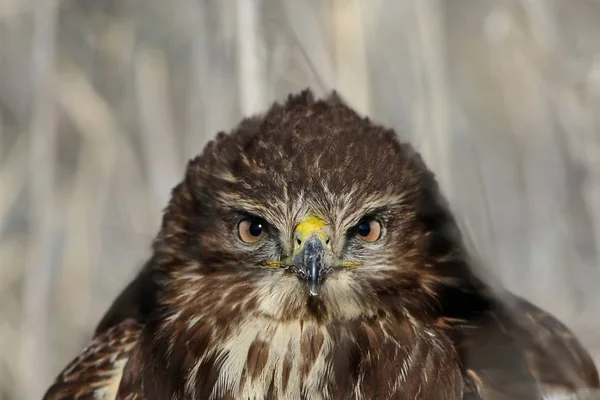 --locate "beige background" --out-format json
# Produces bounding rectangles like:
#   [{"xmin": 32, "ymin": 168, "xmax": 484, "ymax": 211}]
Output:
[{"xmin": 1, "ymin": 1, "xmax": 600, "ymax": 398}]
